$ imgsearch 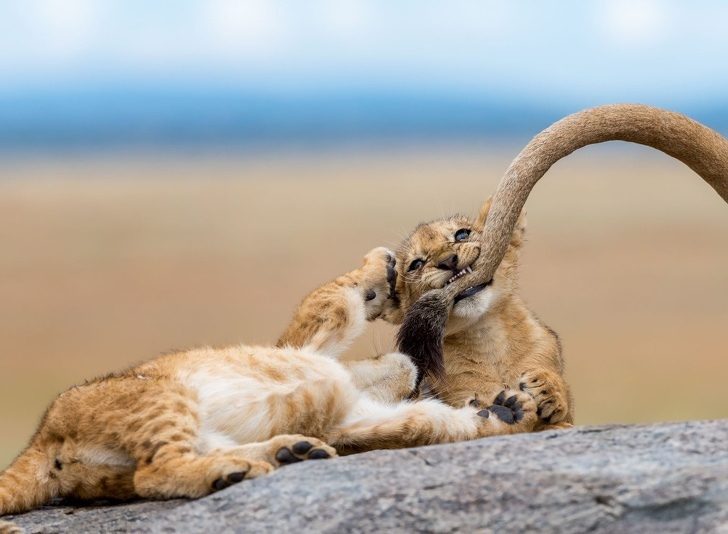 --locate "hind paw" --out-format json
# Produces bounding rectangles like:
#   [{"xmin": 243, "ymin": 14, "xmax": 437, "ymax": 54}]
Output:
[
  {"xmin": 268, "ymin": 435, "xmax": 338, "ymax": 466},
  {"xmin": 210, "ymin": 458, "xmax": 273, "ymax": 491},
  {"xmin": 483, "ymin": 390, "xmax": 528, "ymax": 424},
  {"xmin": 478, "ymin": 389, "xmax": 538, "ymax": 428}
]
